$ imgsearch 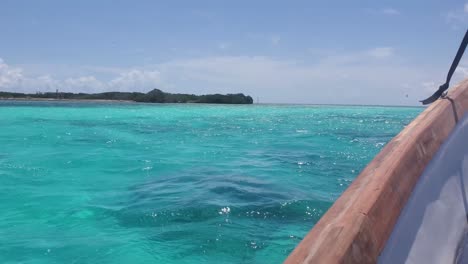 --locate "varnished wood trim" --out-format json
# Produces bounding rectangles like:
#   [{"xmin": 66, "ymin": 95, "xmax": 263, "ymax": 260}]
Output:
[{"xmin": 285, "ymin": 79, "xmax": 468, "ymax": 264}]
